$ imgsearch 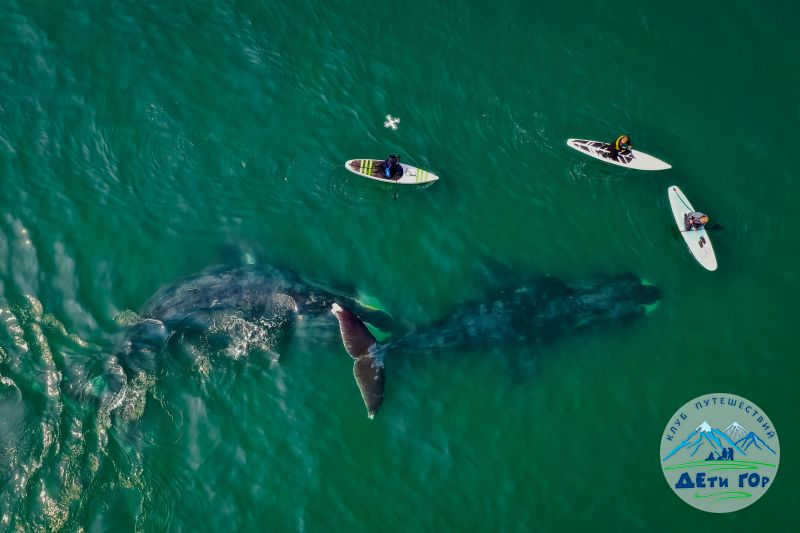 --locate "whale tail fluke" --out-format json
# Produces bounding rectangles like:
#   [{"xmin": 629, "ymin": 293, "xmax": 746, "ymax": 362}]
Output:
[{"xmin": 331, "ymin": 303, "xmax": 385, "ymax": 419}]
